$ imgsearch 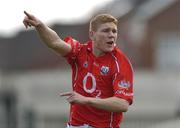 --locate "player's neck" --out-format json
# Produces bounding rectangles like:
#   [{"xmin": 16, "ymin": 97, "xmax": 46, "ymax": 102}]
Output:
[{"xmin": 92, "ymin": 46, "xmax": 105, "ymax": 57}]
